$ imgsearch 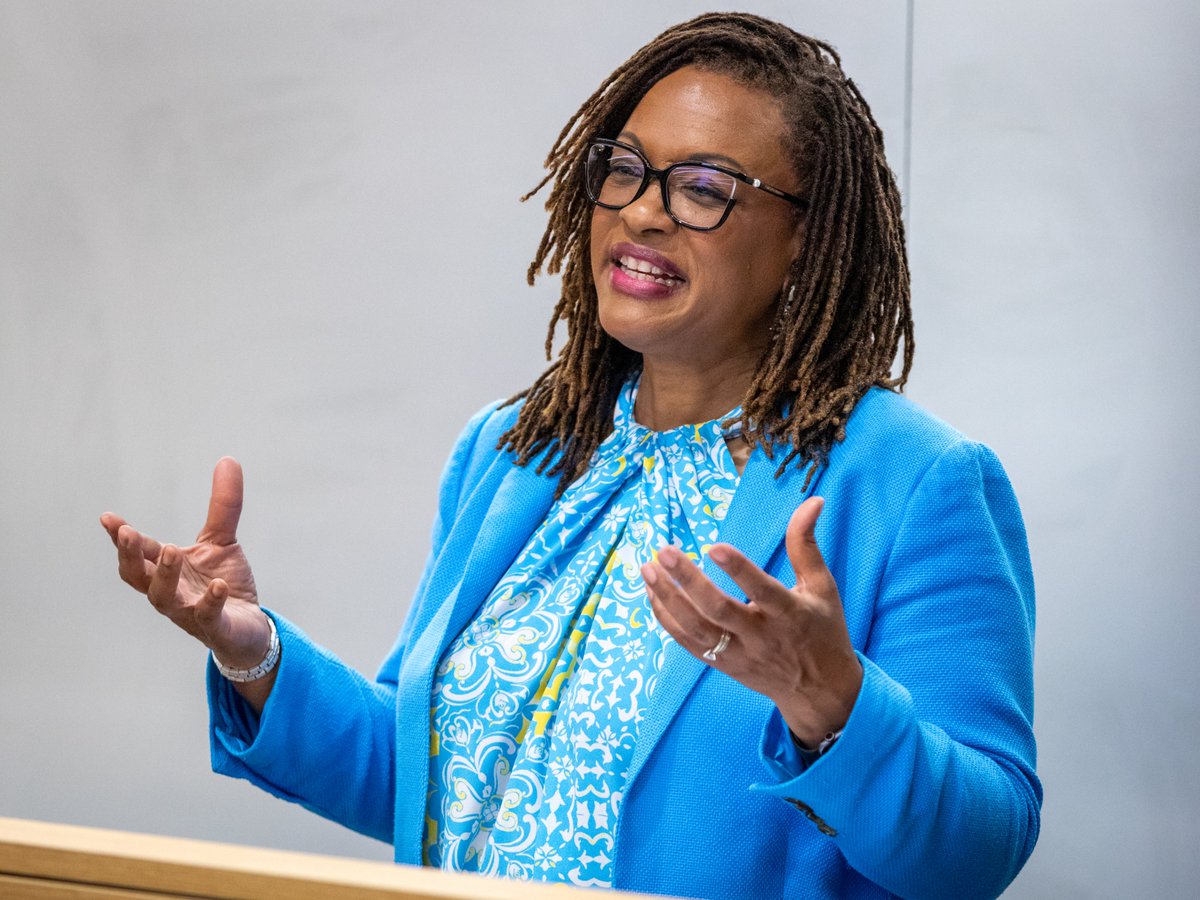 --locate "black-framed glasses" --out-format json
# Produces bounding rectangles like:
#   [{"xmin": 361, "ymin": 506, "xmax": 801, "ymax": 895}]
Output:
[{"xmin": 583, "ymin": 138, "xmax": 807, "ymax": 231}]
